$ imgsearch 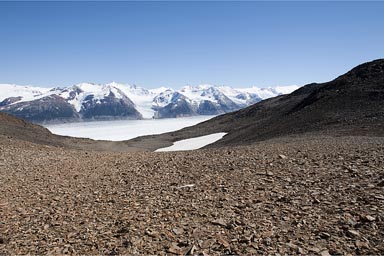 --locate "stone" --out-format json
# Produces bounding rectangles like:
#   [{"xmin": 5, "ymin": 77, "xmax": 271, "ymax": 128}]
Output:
[
  {"xmin": 167, "ymin": 243, "xmax": 182, "ymax": 255},
  {"xmin": 172, "ymin": 228, "xmax": 184, "ymax": 235},
  {"xmin": 347, "ymin": 230, "xmax": 360, "ymax": 237},
  {"xmin": 184, "ymin": 245, "xmax": 196, "ymax": 255},
  {"xmin": 218, "ymin": 238, "xmax": 230, "ymax": 248},
  {"xmin": 320, "ymin": 250, "xmax": 331, "ymax": 256},
  {"xmin": 145, "ymin": 229, "xmax": 159, "ymax": 238},
  {"xmin": 355, "ymin": 240, "xmax": 369, "ymax": 249},
  {"xmin": 211, "ymin": 218, "xmax": 227, "ymax": 227},
  {"xmin": 200, "ymin": 239, "xmax": 214, "ymax": 249},
  {"xmin": 363, "ymin": 215, "xmax": 375, "ymax": 222},
  {"xmin": 319, "ymin": 232, "xmax": 331, "ymax": 239}
]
